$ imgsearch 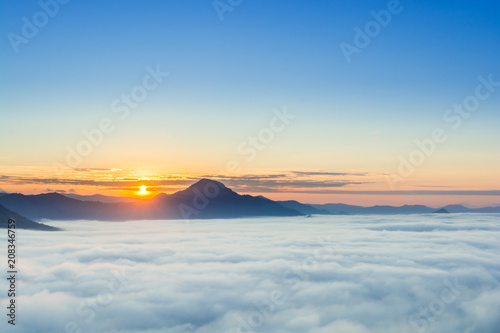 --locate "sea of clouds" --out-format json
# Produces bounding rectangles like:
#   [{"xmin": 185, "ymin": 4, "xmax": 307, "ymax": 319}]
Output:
[{"xmin": 1, "ymin": 214, "xmax": 499, "ymax": 333}]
